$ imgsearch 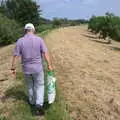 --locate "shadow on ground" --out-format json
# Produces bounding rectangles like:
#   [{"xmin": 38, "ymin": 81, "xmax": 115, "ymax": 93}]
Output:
[
  {"xmin": 90, "ymin": 39, "xmax": 111, "ymax": 44},
  {"xmin": 110, "ymin": 46, "xmax": 120, "ymax": 51},
  {"xmin": 3, "ymin": 85, "xmax": 27, "ymax": 102},
  {"xmin": 2, "ymin": 84, "xmax": 50, "ymax": 116},
  {"xmin": 81, "ymin": 34, "xmax": 112, "ymax": 44},
  {"xmin": 81, "ymin": 33, "xmax": 98, "ymax": 39}
]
